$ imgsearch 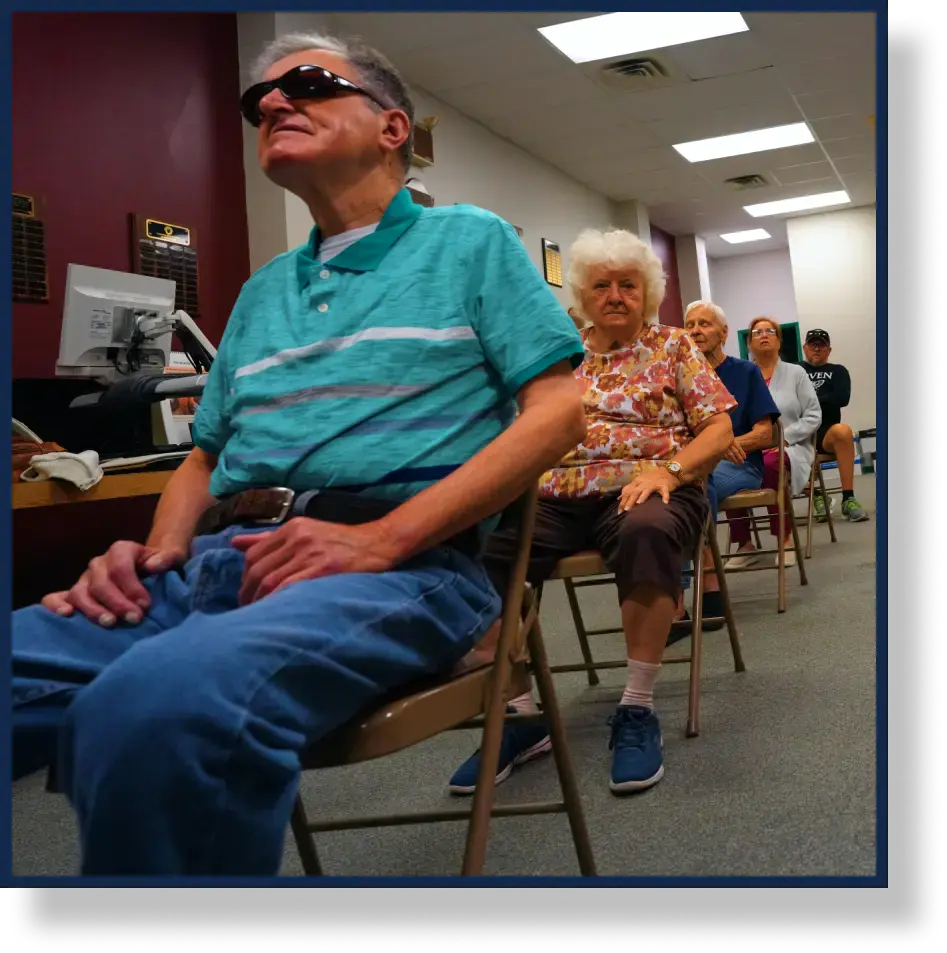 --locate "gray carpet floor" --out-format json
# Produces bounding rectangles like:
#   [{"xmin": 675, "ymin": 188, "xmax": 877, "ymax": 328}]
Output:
[{"xmin": 12, "ymin": 475, "xmax": 877, "ymax": 879}]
